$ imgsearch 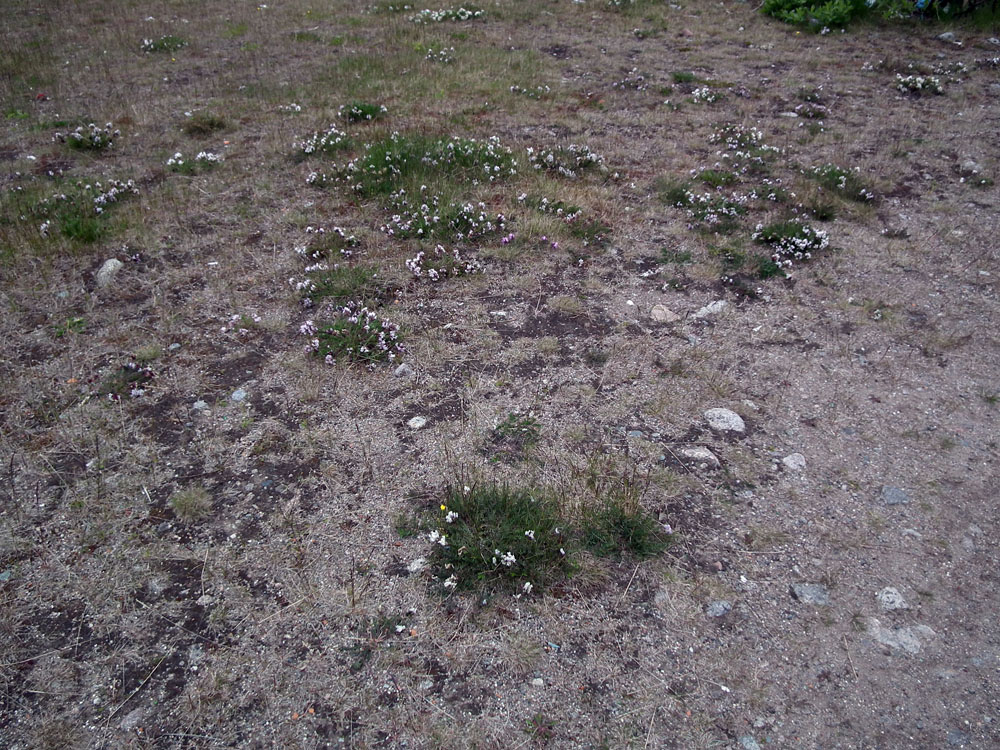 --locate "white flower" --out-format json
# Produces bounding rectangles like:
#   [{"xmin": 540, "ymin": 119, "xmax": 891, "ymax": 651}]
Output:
[
  {"xmin": 522, "ymin": 581, "xmax": 533, "ymax": 595},
  {"xmin": 501, "ymin": 551, "xmax": 516, "ymax": 567},
  {"xmin": 524, "ymin": 530, "xmax": 535, "ymax": 540}
]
